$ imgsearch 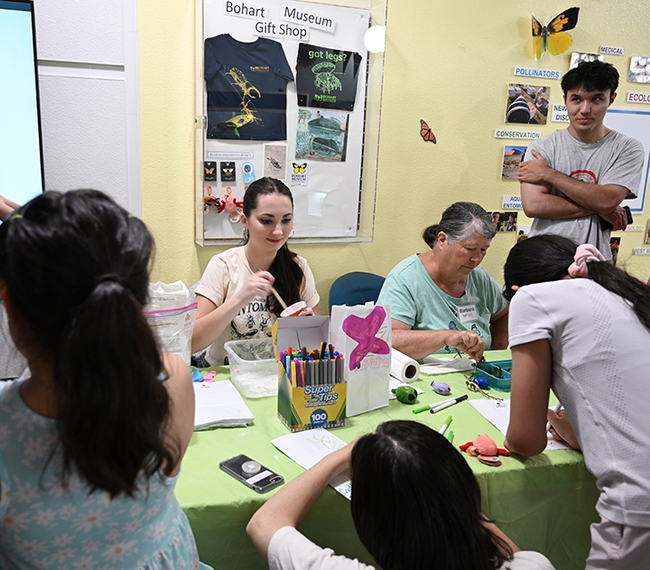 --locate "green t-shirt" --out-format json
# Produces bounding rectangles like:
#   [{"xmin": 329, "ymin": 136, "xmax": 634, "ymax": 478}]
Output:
[{"xmin": 376, "ymin": 254, "xmax": 507, "ymax": 354}]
